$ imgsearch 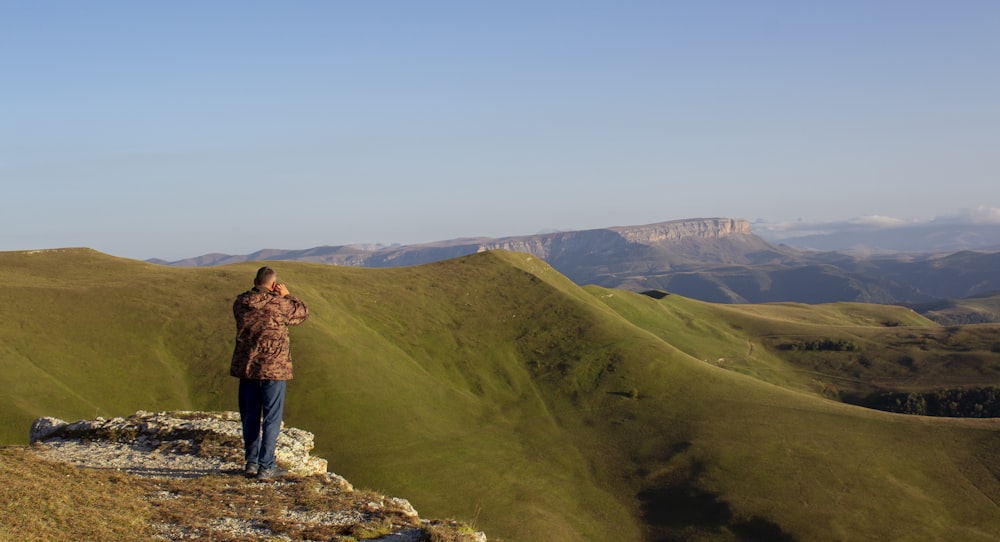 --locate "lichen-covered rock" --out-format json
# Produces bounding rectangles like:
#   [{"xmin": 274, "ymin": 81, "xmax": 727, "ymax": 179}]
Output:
[
  {"xmin": 29, "ymin": 410, "xmax": 328, "ymax": 476},
  {"xmin": 29, "ymin": 416, "xmax": 67, "ymax": 443}
]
